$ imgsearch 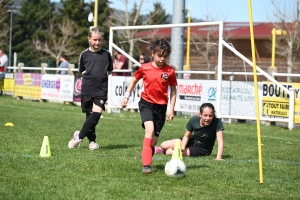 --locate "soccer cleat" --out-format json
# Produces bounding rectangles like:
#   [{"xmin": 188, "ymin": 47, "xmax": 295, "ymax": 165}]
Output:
[
  {"xmin": 89, "ymin": 142, "xmax": 99, "ymax": 150},
  {"xmin": 142, "ymin": 165, "xmax": 152, "ymax": 174},
  {"xmin": 154, "ymin": 146, "xmax": 164, "ymax": 154},
  {"xmin": 68, "ymin": 131, "xmax": 82, "ymax": 149}
]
